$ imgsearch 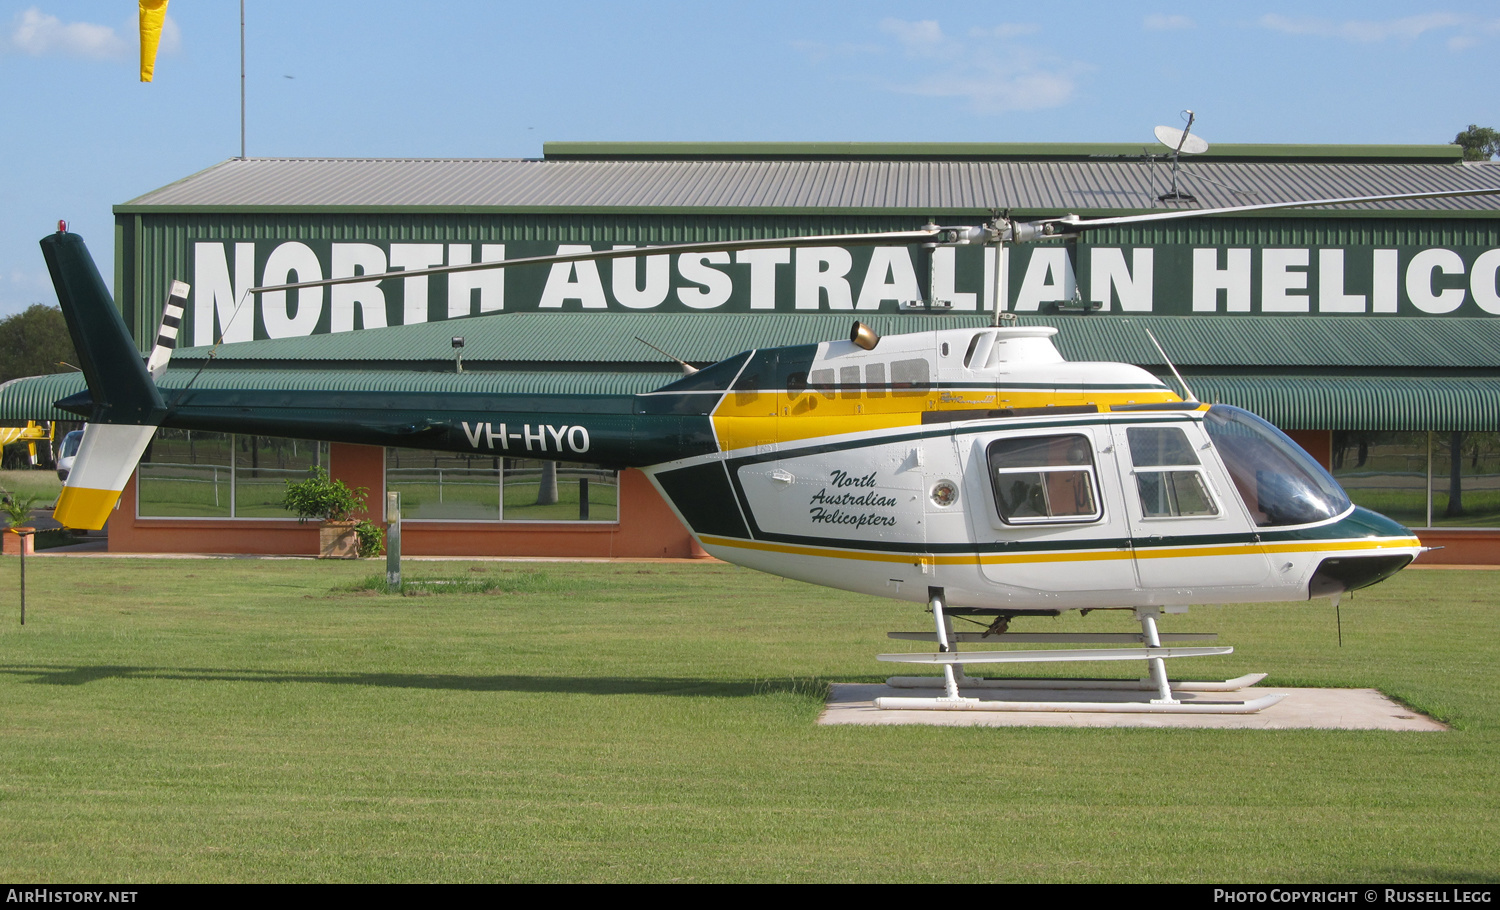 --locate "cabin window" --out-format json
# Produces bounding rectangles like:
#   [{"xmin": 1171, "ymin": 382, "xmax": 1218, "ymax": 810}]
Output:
[
  {"xmin": 1126, "ymin": 426, "xmax": 1219, "ymax": 518},
  {"xmin": 385, "ymin": 449, "xmax": 618, "ymax": 522},
  {"xmin": 137, "ymin": 431, "xmax": 328, "ymax": 519},
  {"xmin": 865, "ymin": 363, "xmax": 886, "ymax": 398},
  {"xmin": 891, "ymin": 358, "xmax": 930, "ymax": 397},
  {"xmin": 987, "ymin": 434, "xmax": 1101, "ymax": 524},
  {"xmin": 839, "ymin": 366, "xmax": 861, "ymax": 399},
  {"xmin": 808, "ymin": 369, "xmax": 836, "ymax": 400}
]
